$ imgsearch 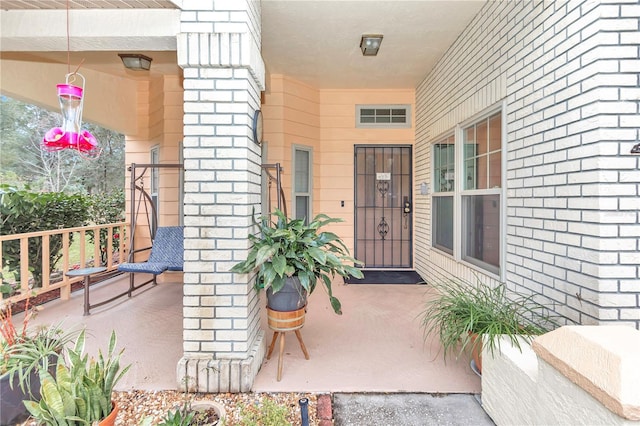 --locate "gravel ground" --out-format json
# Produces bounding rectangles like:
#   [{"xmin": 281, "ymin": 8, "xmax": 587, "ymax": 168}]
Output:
[{"xmin": 112, "ymin": 390, "xmax": 319, "ymax": 425}]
